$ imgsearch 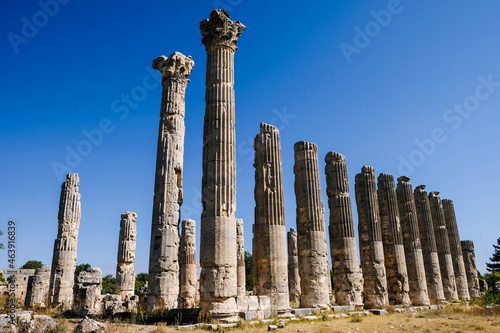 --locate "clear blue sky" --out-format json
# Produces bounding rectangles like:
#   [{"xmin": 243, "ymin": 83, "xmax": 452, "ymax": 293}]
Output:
[{"xmin": 1, "ymin": 0, "xmax": 499, "ymax": 277}]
